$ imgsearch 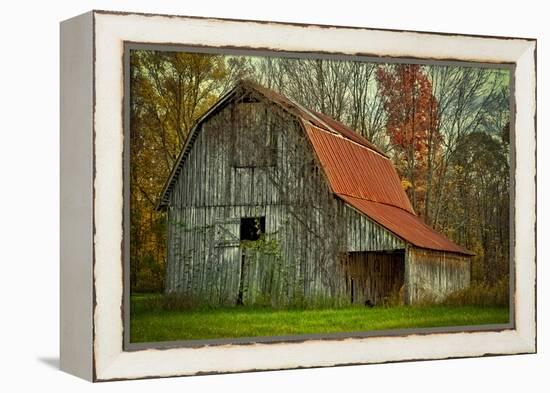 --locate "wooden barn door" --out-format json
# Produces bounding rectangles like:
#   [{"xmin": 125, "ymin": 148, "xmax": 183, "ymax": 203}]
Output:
[
  {"xmin": 345, "ymin": 251, "xmax": 405, "ymax": 306},
  {"xmin": 236, "ymin": 217, "xmax": 266, "ymax": 305}
]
